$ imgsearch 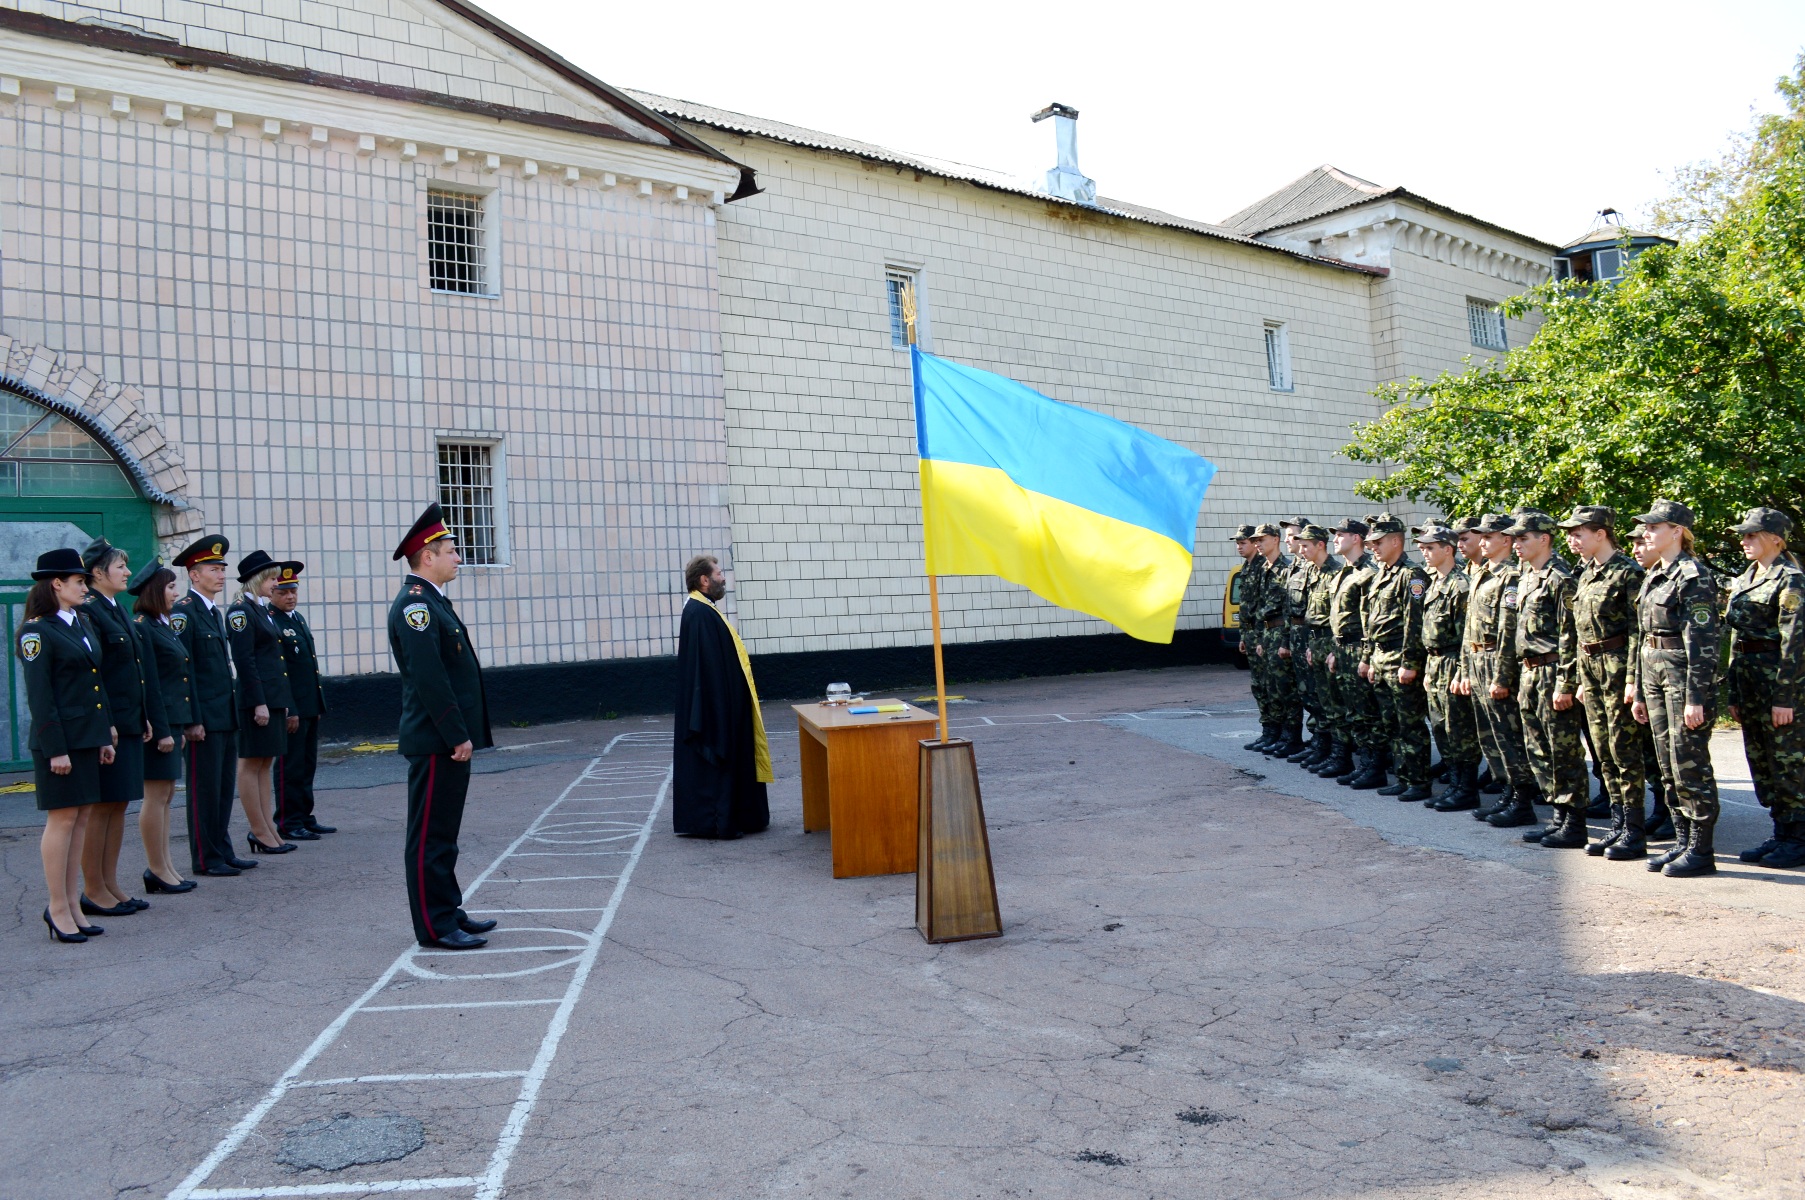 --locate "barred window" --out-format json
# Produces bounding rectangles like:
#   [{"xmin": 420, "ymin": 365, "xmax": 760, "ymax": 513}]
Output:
[
  {"xmin": 428, "ymin": 189, "xmax": 487, "ymax": 294},
  {"xmin": 437, "ymin": 442, "xmax": 497, "ymax": 565},
  {"xmin": 1467, "ymin": 298, "xmax": 1507, "ymax": 351},
  {"xmin": 886, "ymin": 268, "xmax": 920, "ymax": 347},
  {"xmin": 1263, "ymin": 322, "xmax": 1293, "ymax": 391}
]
